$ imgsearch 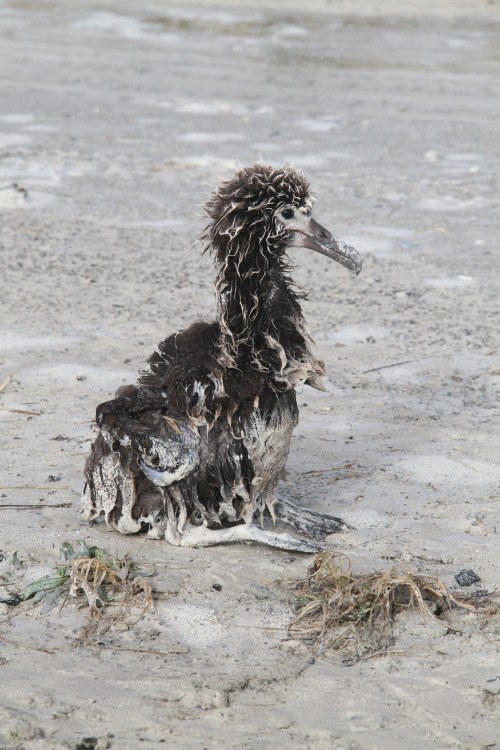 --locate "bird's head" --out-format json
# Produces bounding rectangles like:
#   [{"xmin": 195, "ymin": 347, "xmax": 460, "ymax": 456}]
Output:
[{"xmin": 203, "ymin": 163, "xmax": 362, "ymax": 275}]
